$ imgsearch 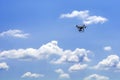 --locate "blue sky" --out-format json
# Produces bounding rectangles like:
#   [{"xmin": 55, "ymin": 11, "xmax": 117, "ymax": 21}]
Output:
[{"xmin": 0, "ymin": 0, "xmax": 120, "ymax": 80}]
